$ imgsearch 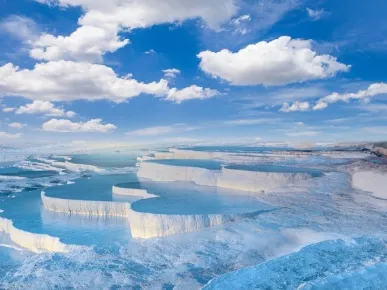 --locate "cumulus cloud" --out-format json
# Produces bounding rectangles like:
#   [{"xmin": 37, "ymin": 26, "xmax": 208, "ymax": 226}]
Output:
[
  {"xmin": 162, "ymin": 68, "xmax": 181, "ymax": 79},
  {"xmin": 126, "ymin": 124, "xmax": 197, "ymax": 136},
  {"xmin": 42, "ymin": 118, "xmax": 116, "ymax": 132},
  {"xmin": 32, "ymin": 0, "xmax": 238, "ymax": 62},
  {"xmin": 30, "ymin": 25, "xmax": 128, "ymax": 63},
  {"xmin": 8, "ymin": 122, "xmax": 26, "ymax": 129},
  {"xmin": 16, "ymin": 100, "xmax": 75, "ymax": 117},
  {"xmin": 165, "ymin": 85, "xmax": 220, "ymax": 103},
  {"xmin": 198, "ymin": 36, "xmax": 349, "ymax": 86},
  {"xmin": 0, "ymin": 15, "xmax": 39, "ymax": 41},
  {"xmin": 0, "ymin": 132, "xmax": 22, "ymax": 139},
  {"xmin": 280, "ymin": 101, "xmax": 310, "ymax": 112},
  {"xmin": 0, "ymin": 60, "xmax": 169, "ymax": 102}
]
